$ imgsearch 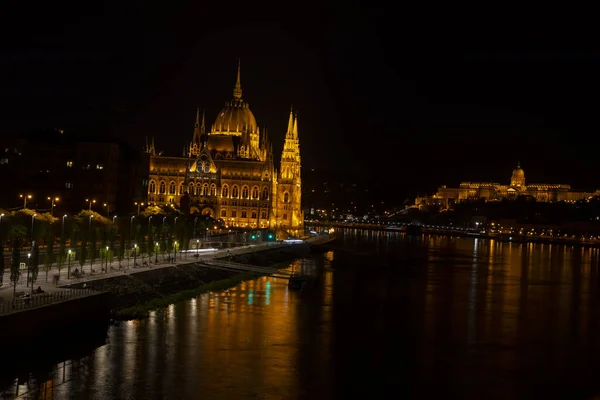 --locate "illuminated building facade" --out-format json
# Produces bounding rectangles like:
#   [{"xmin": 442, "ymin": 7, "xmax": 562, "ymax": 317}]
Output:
[
  {"xmin": 416, "ymin": 164, "xmax": 600, "ymax": 209},
  {"xmin": 146, "ymin": 62, "xmax": 303, "ymax": 230}
]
